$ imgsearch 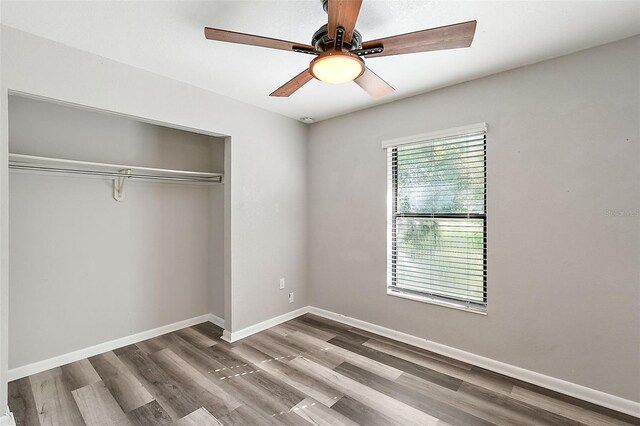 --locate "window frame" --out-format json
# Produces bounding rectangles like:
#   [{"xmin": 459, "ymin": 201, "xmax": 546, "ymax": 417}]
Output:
[{"xmin": 386, "ymin": 124, "xmax": 487, "ymax": 313}]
